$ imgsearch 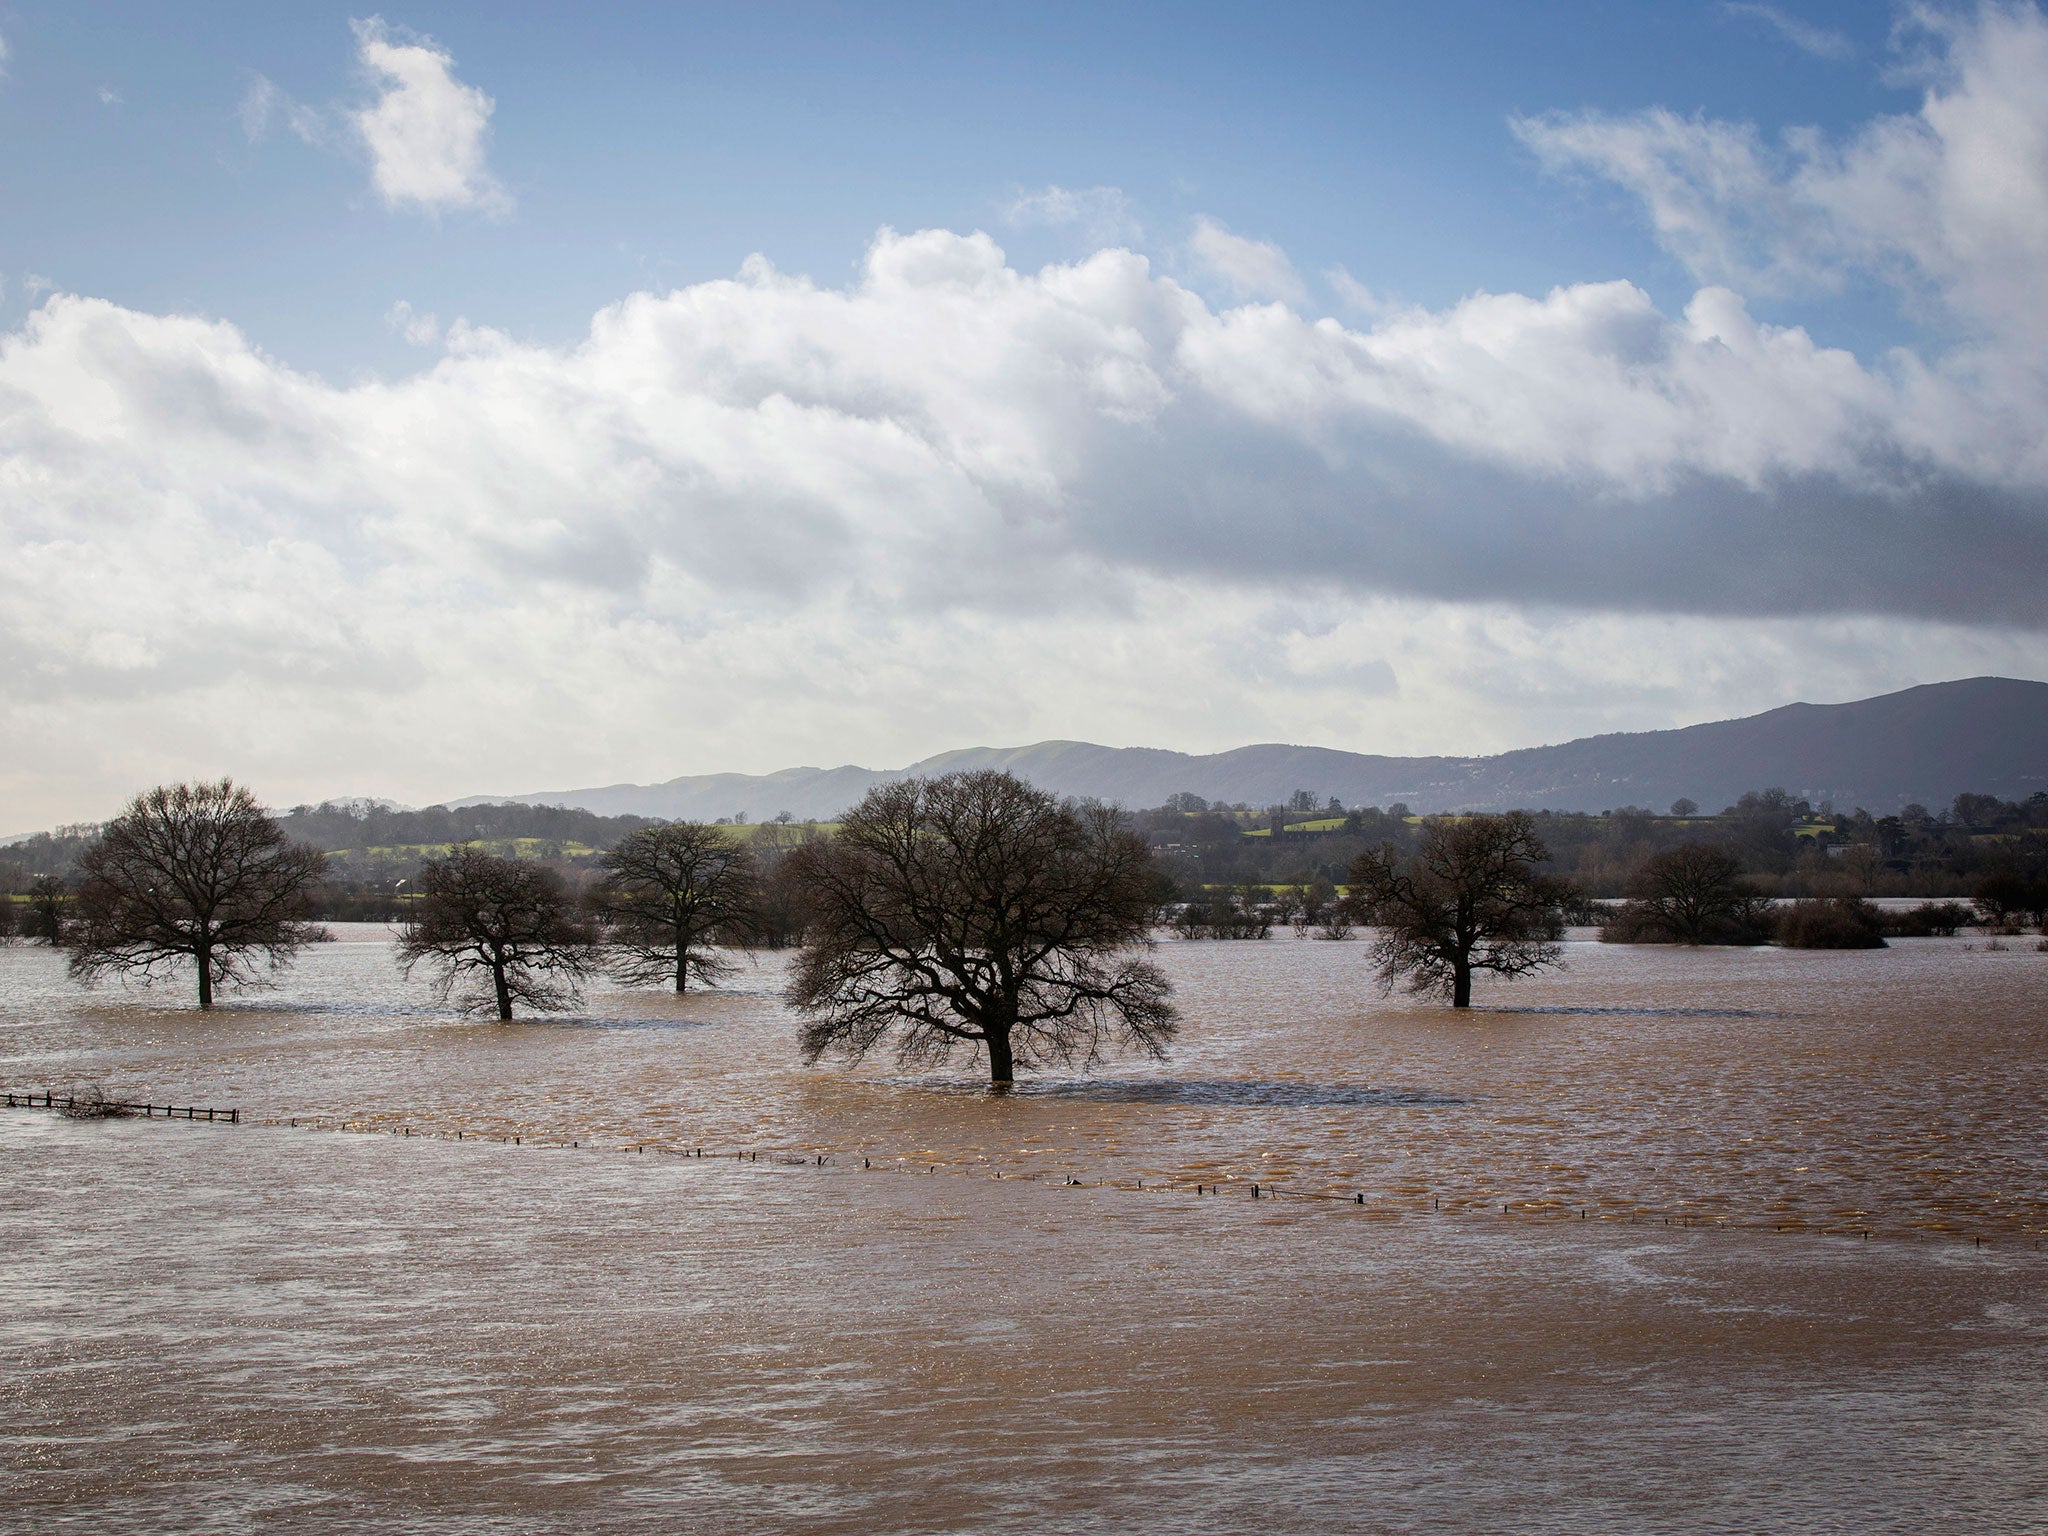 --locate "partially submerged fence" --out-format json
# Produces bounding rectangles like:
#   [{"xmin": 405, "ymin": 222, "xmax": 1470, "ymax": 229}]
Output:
[{"xmin": 4, "ymin": 1089, "xmax": 240, "ymax": 1123}]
